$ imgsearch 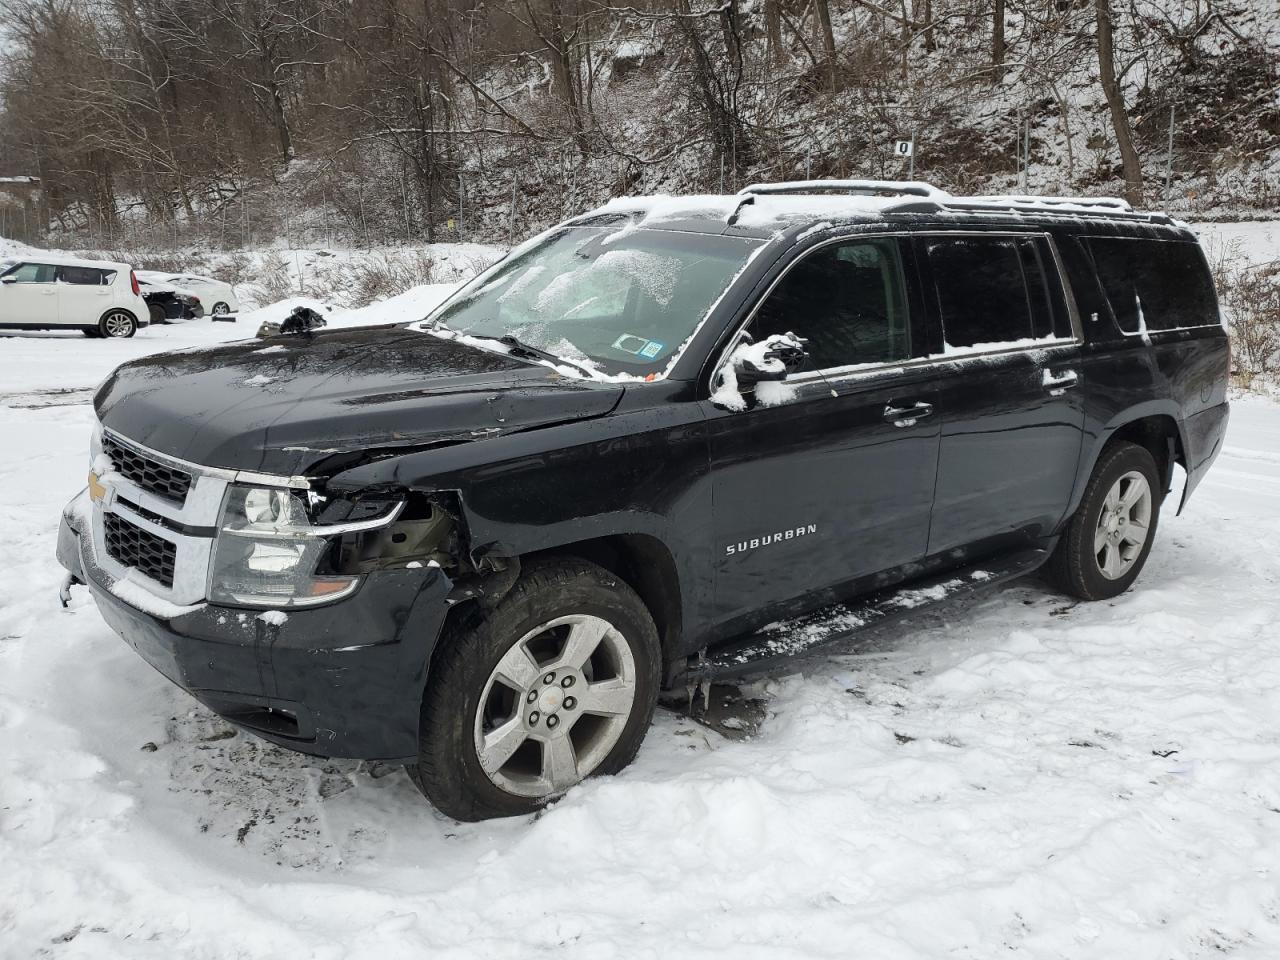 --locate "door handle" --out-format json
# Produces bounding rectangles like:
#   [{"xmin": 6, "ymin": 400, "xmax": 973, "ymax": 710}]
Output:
[
  {"xmin": 883, "ymin": 401, "xmax": 933, "ymax": 426},
  {"xmin": 1043, "ymin": 369, "xmax": 1079, "ymax": 395}
]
